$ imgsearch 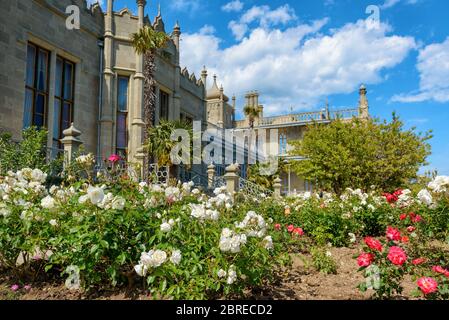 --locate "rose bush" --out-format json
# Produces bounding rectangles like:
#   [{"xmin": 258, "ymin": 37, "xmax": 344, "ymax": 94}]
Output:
[{"xmin": 0, "ymin": 168, "xmax": 289, "ymax": 299}]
